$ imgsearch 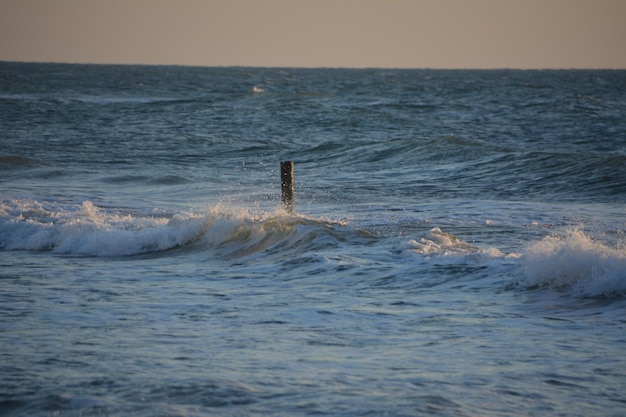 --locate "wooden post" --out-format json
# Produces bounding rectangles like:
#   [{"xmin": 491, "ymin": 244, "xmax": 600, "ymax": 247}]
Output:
[{"xmin": 280, "ymin": 161, "xmax": 294, "ymax": 214}]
